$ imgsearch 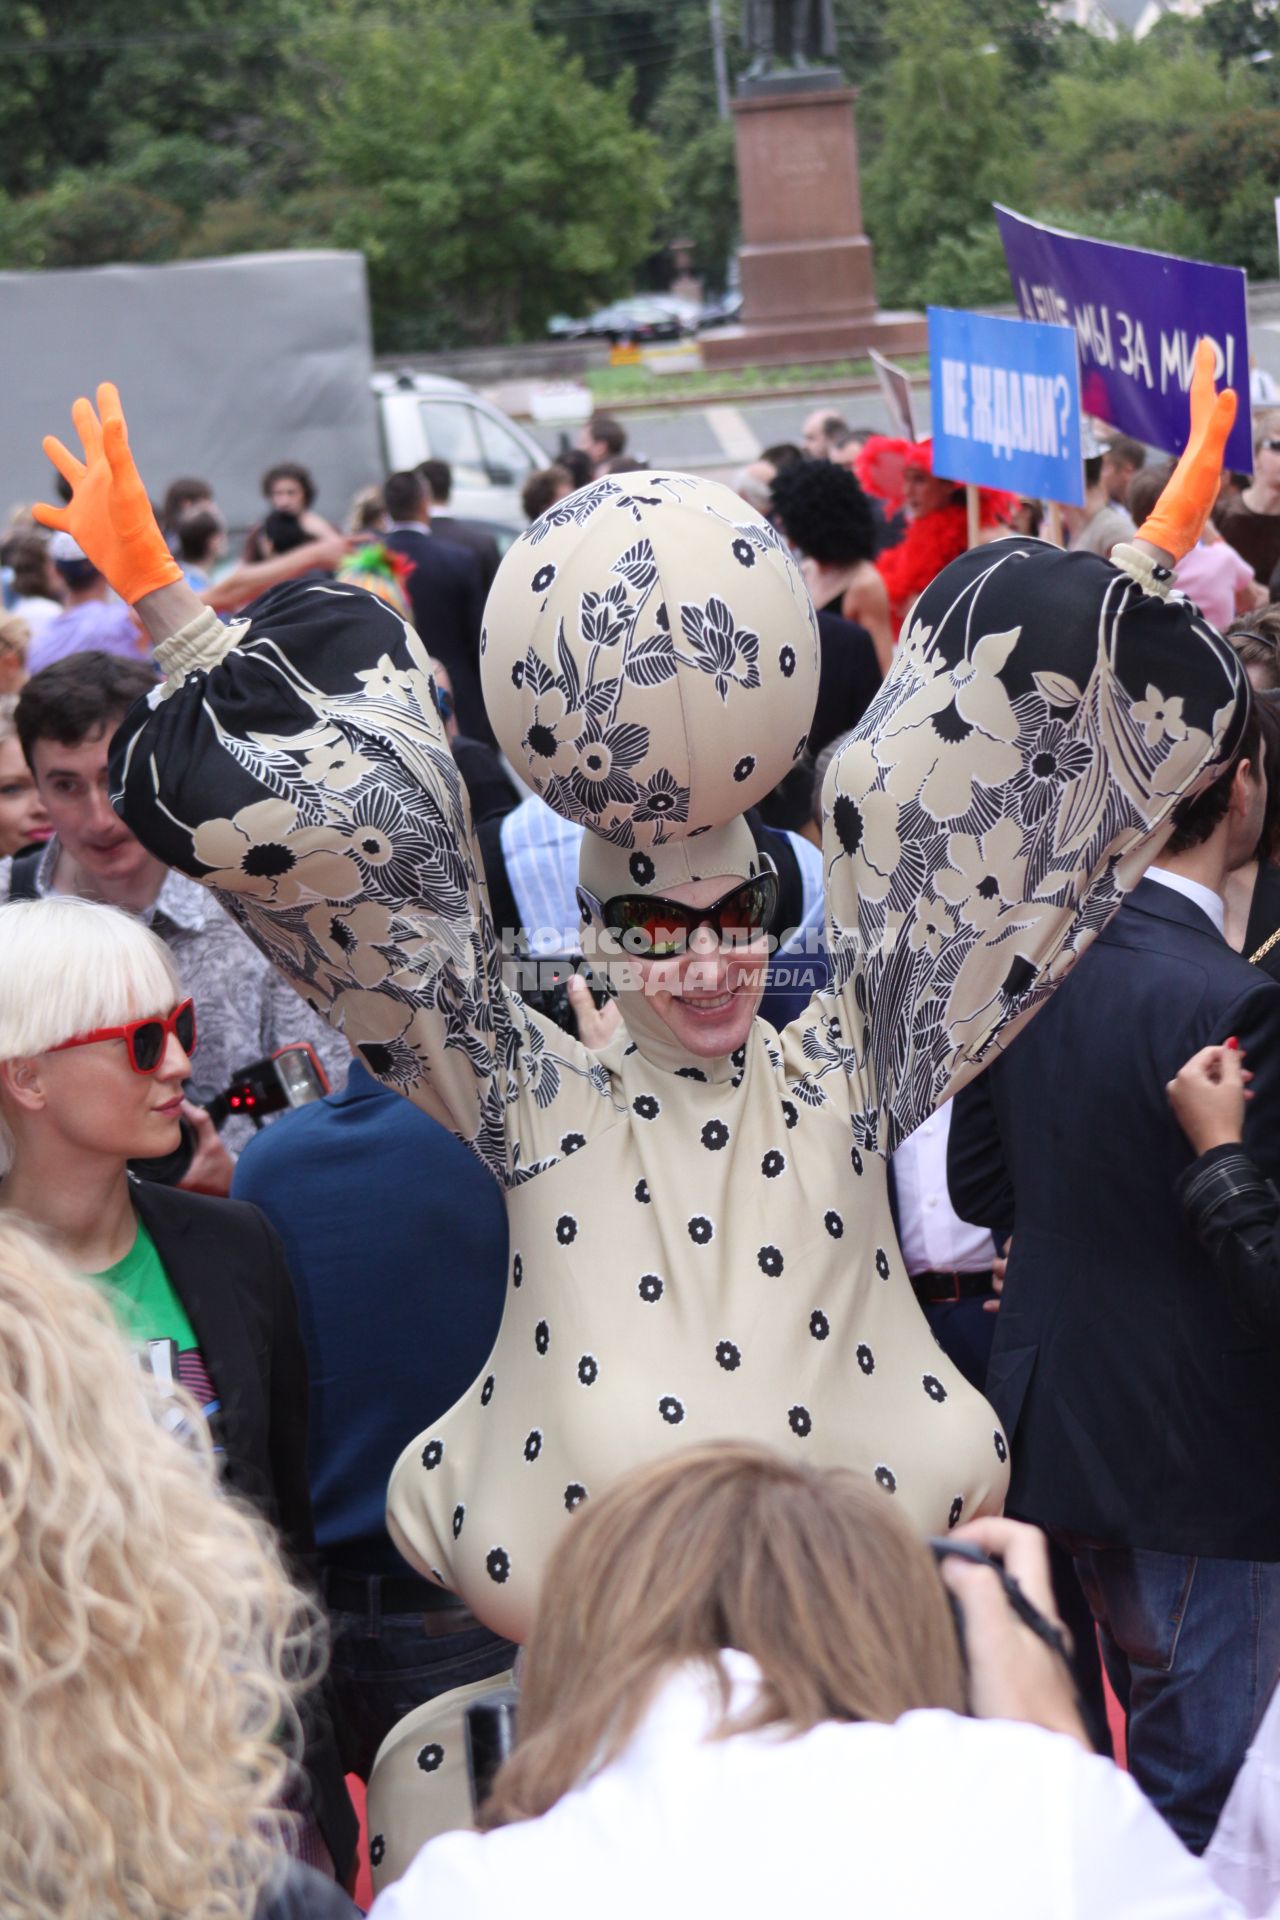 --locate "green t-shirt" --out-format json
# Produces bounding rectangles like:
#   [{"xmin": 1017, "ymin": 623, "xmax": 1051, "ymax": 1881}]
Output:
[{"xmin": 94, "ymin": 1217, "xmax": 198, "ymax": 1352}]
